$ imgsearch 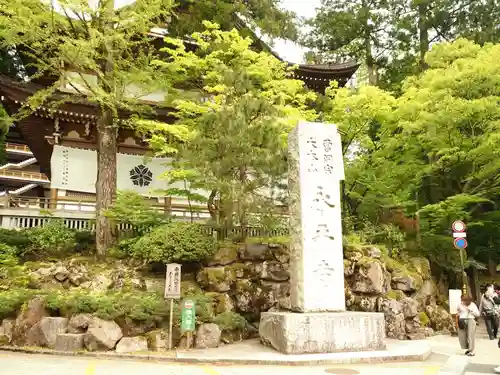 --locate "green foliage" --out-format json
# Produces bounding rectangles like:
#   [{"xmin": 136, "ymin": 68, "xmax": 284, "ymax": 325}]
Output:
[
  {"xmin": 323, "ymin": 39, "xmax": 500, "ymax": 270},
  {"xmin": 144, "ymin": 22, "xmax": 316, "ymax": 227},
  {"xmin": 0, "ymin": 228, "xmax": 31, "ymax": 251},
  {"xmin": 0, "ymin": 288, "xmax": 34, "ymax": 319},
  {"xmin": 419, "ymin": 312, "xmax": 430, "ymax": 327},
  {"xmin": 130, "ymin": 222, "xmax": 217, "ymax": 263},
  {"xmin": 105, "ymin": 190, "xmax": 168, "ymax": 233},
  {"xmin": 25, "ymin": 220, "xmax": 76, "ymax": 257},
  {"xmin": 44, "ymin": 290, "xmax": 169, "ymax": 322},
  {"xmin": 213, "ymin": 311, "xmax": 247, "ymax": 331}
]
